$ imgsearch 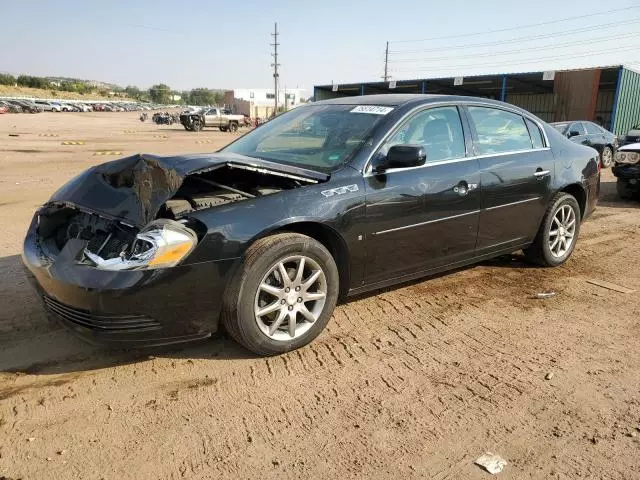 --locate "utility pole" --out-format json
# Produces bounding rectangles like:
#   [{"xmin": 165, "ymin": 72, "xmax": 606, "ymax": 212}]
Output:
[
  {"xmin": 271, "ymin": 22, "xmax": 280, "ymax": 115},
  {"xmin": 383, "ymin": 41, "xmax": 390, "ymax": 82}
]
